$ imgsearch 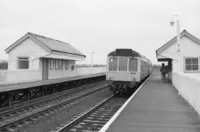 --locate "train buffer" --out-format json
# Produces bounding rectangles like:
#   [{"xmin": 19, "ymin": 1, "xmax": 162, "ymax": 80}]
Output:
[{"xmin": 100, "ymin": 72, "xmax": 200, "ymax": 132}]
